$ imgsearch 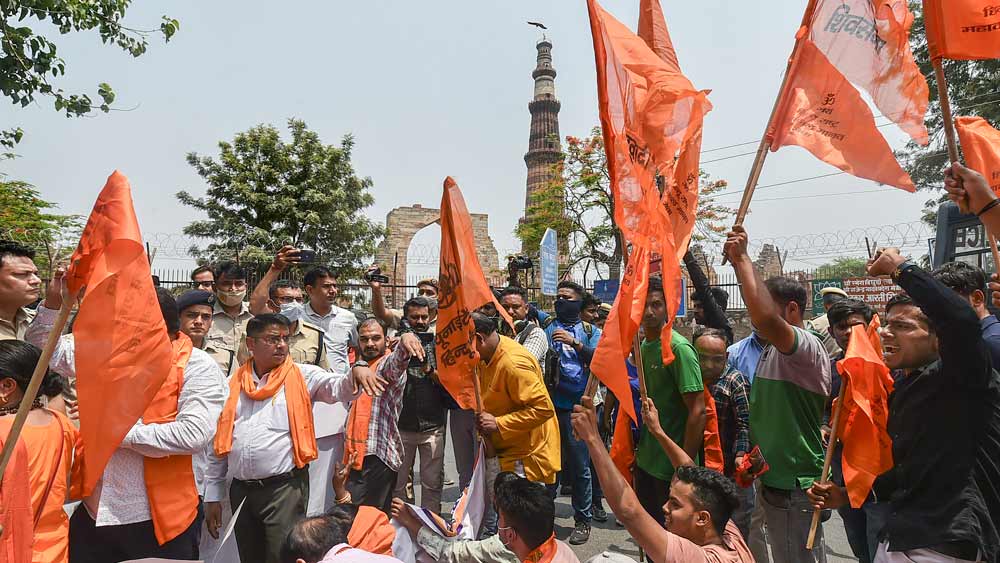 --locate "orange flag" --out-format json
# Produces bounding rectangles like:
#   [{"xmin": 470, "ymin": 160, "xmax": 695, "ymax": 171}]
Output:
[
  {"xmin": 768, "ymin": 39, "xmax": 916, "ymax": 192},
  {"xmin": 436, "ymin": 177, "xmax": 512, "ymax": 411},
  {"xmin": 926, "ymin": 0, "xmax": 1000, "ymax": 60},
  {"xmin": 65, "ymin": 171, "xmax": 173, "ymax": 496},
  {"xmin": 956, "ymin": 116, "xmax": 1000, "ymax": 195},
  {"xmin": 835, "ymin": 316, "xmax": 894, "ymax": 508},
  {"xmin": 610, "ymin": 404, "xmax": 636, "ymax": 485},
  {"xmin": 809, "ymin": 0, "xmax": 929, "ymax": 144},
  {"xmin": 637, "ymin": 0, "xmax": 714, "ymax": 259}
]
